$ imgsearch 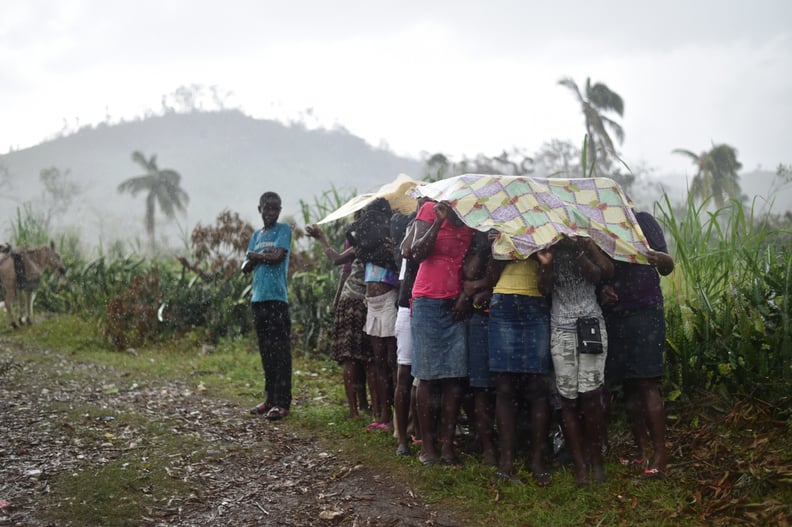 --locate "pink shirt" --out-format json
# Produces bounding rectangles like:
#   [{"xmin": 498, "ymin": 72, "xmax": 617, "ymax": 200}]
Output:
[{"xmin": 411, "ymin": 202, "xmax": 474, "ymax": 299}]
